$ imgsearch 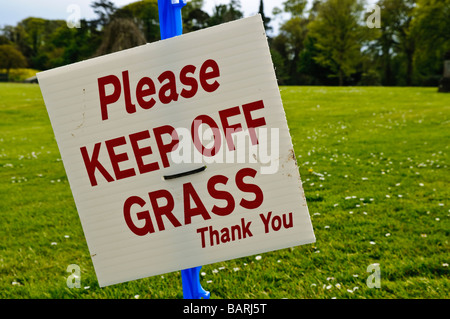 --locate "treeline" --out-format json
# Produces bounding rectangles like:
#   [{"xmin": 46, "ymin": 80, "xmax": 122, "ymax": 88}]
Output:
[{"xmin": 0, "ymin": 0, "xmax": 449, "ymax": 86}]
